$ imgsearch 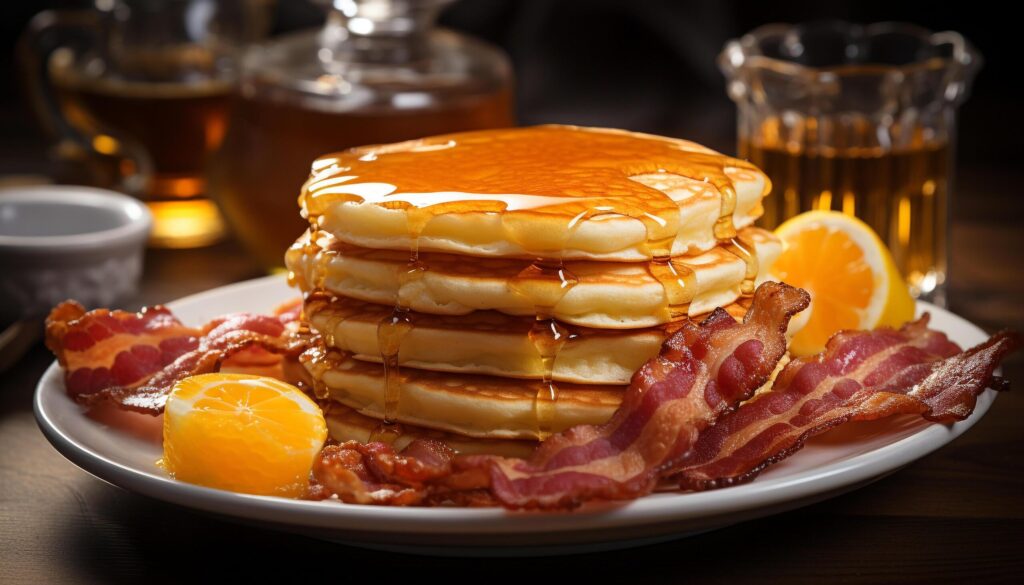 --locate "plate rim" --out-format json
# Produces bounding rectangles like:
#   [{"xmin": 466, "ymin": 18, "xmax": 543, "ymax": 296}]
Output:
[{"xmin": 33, "ymin": 274, "xmax": 998, "ymax": 536}]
